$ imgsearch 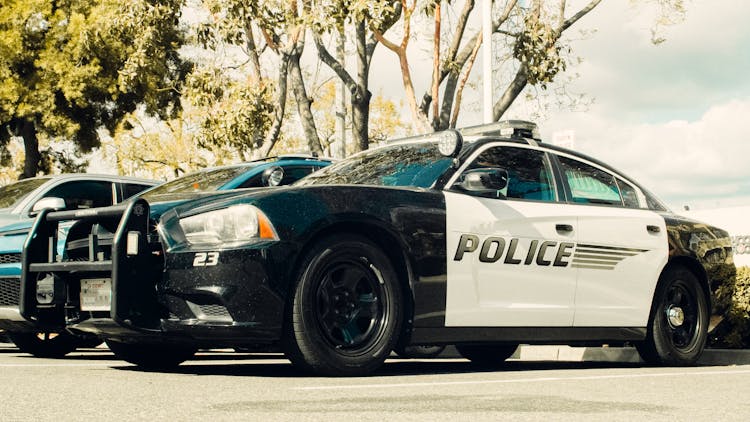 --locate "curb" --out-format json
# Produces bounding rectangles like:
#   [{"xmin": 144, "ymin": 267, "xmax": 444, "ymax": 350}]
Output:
[{"xmin": 439, "ymin": 345, "xmax": 750, "ymax": 366}]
